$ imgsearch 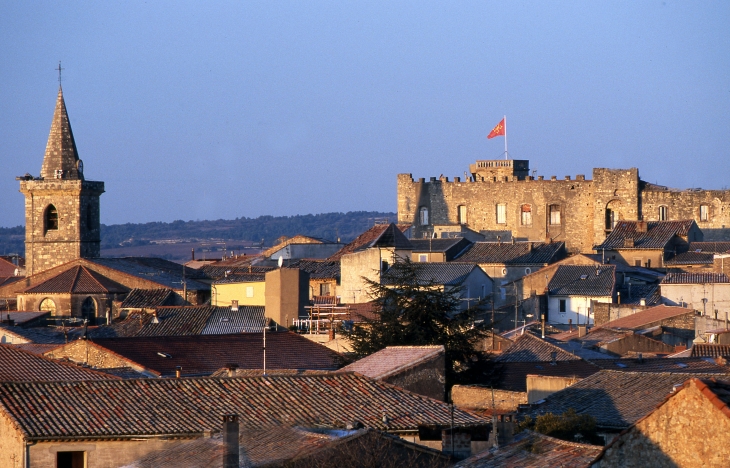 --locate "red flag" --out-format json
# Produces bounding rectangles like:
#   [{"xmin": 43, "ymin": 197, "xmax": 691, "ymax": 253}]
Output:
[{"xmin": 487, "ymin": 118, "xmax": 505, "ymax": 139}]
